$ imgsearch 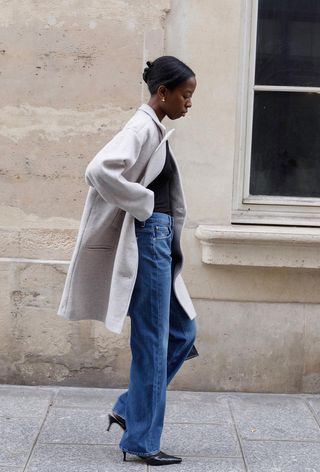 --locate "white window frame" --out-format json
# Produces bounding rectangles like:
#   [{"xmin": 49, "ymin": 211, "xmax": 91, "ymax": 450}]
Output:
[{"xmin": 232, "ymin": 0, "xmax": 320, "ymax": 227}]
